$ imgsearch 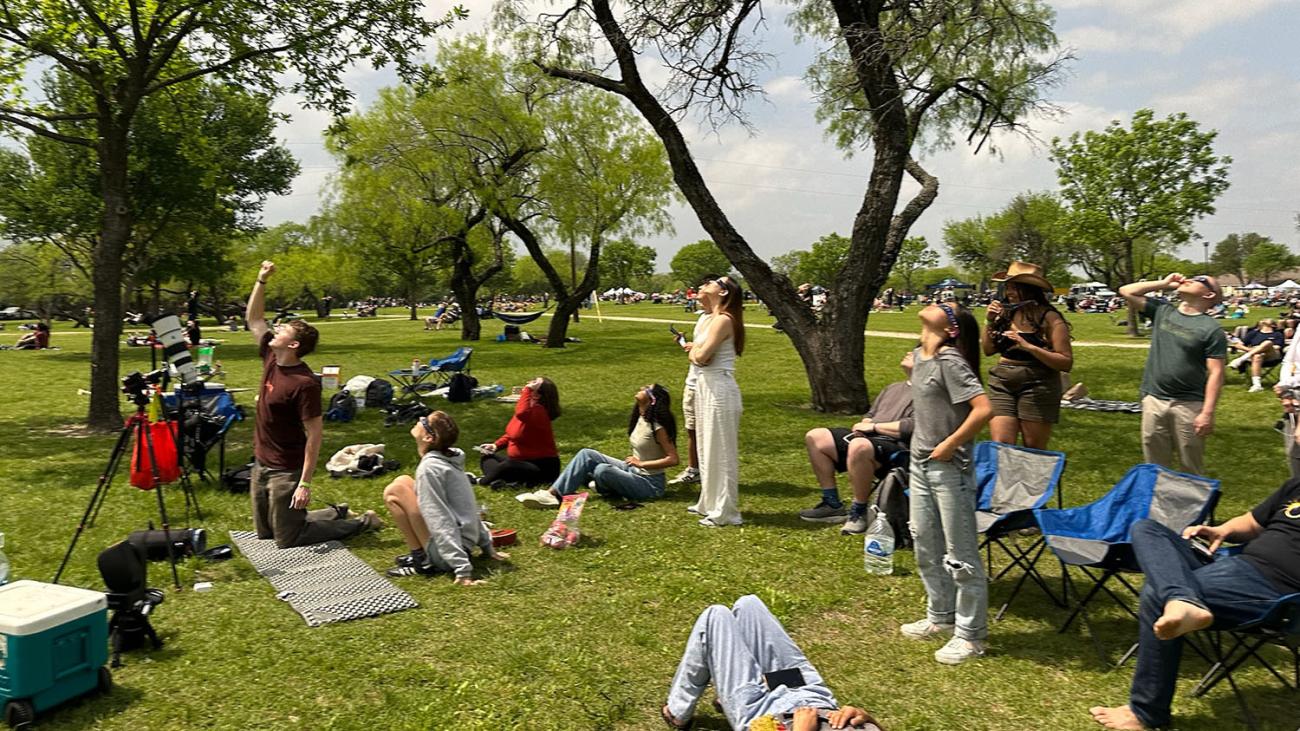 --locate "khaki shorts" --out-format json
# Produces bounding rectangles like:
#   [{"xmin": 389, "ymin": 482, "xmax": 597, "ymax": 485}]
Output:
[
  {"xmin": 988, "ymin": 361, "xmax": 1062, "ymax": 424},
  {"xmin": 682, "ymin": 384, "xmax": 696, "ymax": 431}
]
